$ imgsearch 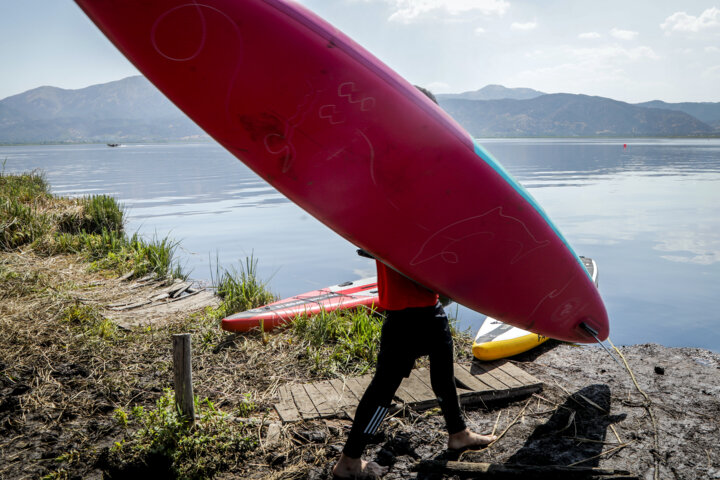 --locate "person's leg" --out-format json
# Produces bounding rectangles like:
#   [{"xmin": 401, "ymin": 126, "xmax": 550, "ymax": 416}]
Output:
[
  {"xmin": 426, "ymin": 303, "xmax": 467, "ymax": 434},
  {"xmin": 341, "ymin": 366, "xmax": 405, "ymax": 458},
  {"xmin": 426, "ymin": 303, "xmax": 497, "ymax": 450},
  {"xmin": 334, "ymin": 310, "xmax": 414, "ymax": 478}
]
